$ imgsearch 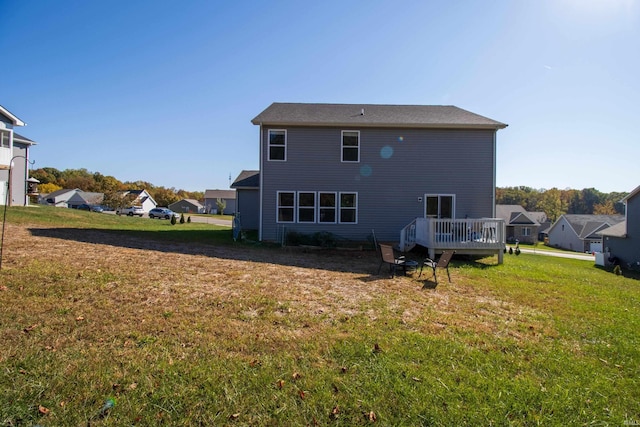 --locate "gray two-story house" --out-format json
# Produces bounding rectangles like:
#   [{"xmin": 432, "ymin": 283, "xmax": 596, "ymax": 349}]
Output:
[
  {"xmin": 600, "ymin": 185, "xmax": 640, "ymax": 268},
  {"xmin": 1, "ymin": 105, "xmax": 38, "ymax": 206},
  {"xmin": 251, "ymin": 103, "xmax": 508, "ymax": 260}
]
